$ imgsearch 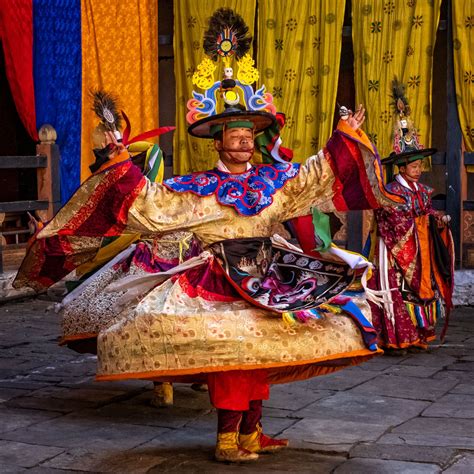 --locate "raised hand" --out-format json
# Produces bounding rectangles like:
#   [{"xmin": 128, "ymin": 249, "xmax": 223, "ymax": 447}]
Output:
[
  {"xmin": 103, "ymin": 130, "xmax": 127, "ymax": 156},
  {"xmin": 346, "ymin": 104, "xmax": 366, "ymax": 131}
]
